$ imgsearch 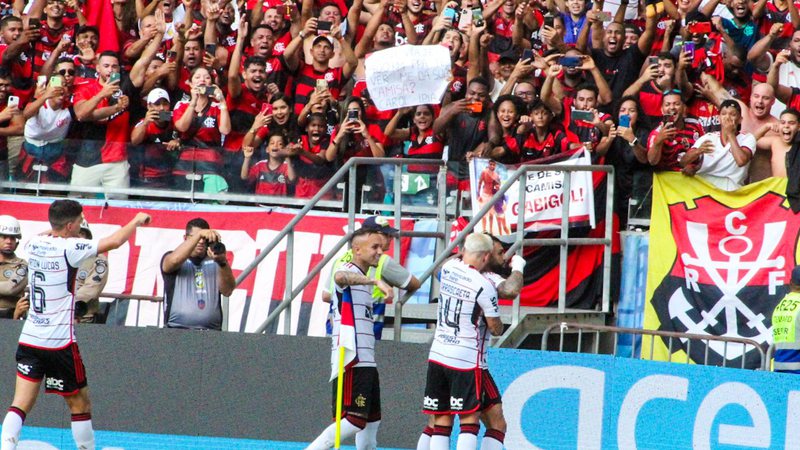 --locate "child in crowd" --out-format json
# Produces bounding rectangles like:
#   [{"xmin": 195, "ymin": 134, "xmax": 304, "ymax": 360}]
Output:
[{"xmin": 241, "ymin": 130, "xmax": 296, "ymax": 196}]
